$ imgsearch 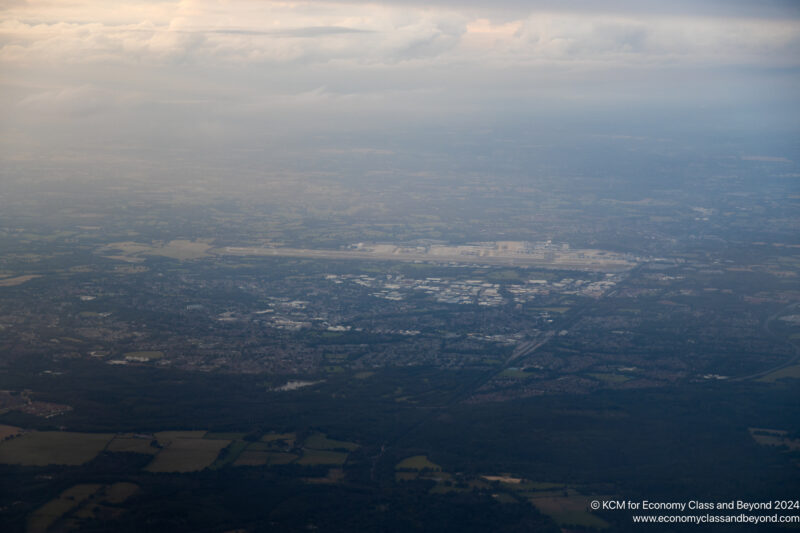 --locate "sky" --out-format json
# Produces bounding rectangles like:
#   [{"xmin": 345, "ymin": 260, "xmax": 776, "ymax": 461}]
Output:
[{"xmin": 1, "ymin": 0, "xmax": 799, "ymax": 177}]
